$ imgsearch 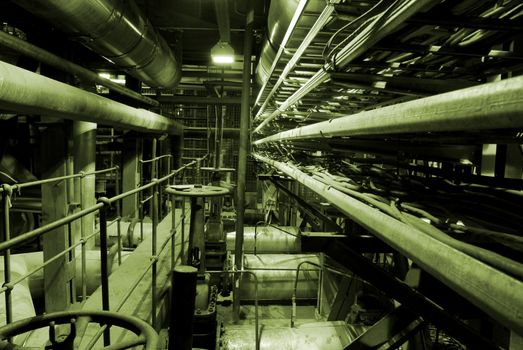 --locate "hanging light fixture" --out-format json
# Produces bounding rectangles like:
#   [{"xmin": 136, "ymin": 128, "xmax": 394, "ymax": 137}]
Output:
[{"xmin": 211, "ymin": 41, "xmax": 235, "ymax": 64}]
